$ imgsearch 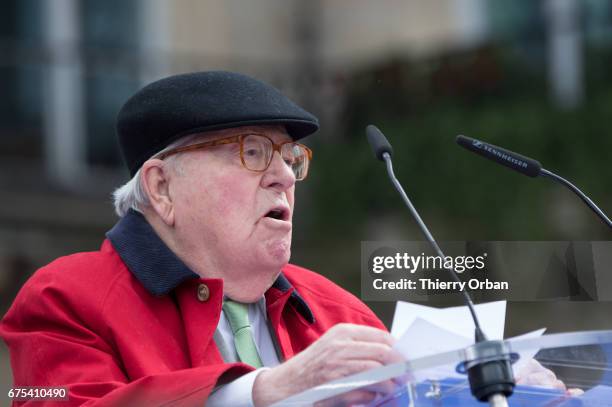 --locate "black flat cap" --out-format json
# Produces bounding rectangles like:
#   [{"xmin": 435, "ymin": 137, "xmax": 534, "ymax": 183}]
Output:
[{"xmin": 116, "ymin": 71, "xmax": 319, "ymax": 176}]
